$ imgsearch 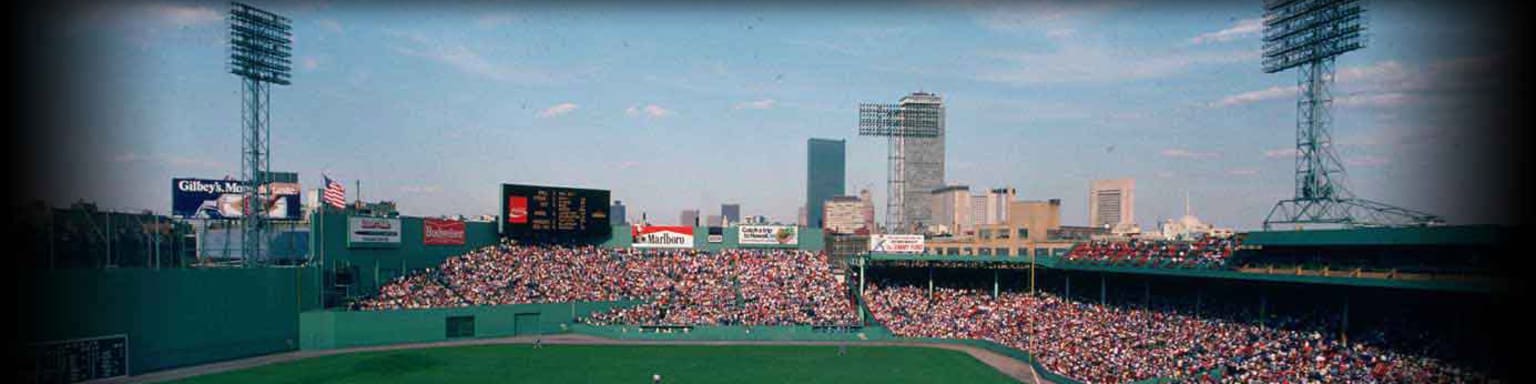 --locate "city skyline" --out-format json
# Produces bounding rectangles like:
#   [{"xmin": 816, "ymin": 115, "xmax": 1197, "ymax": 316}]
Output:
[{"xmin": 23, "ymin": 0, "xmax": 1513, "ymax": 230}]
